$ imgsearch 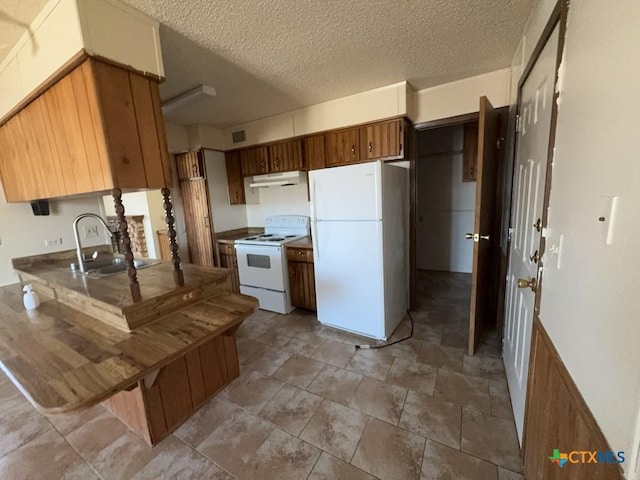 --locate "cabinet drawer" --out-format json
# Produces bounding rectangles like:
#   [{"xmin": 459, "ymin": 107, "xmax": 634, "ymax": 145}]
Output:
[
  {"xmin": 218, "ymin": 242, "xmax": 236, "ymax": 256},
  {"xmin": 287, "ymin": 248, "xmax": 313, "ymax": 263}
]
